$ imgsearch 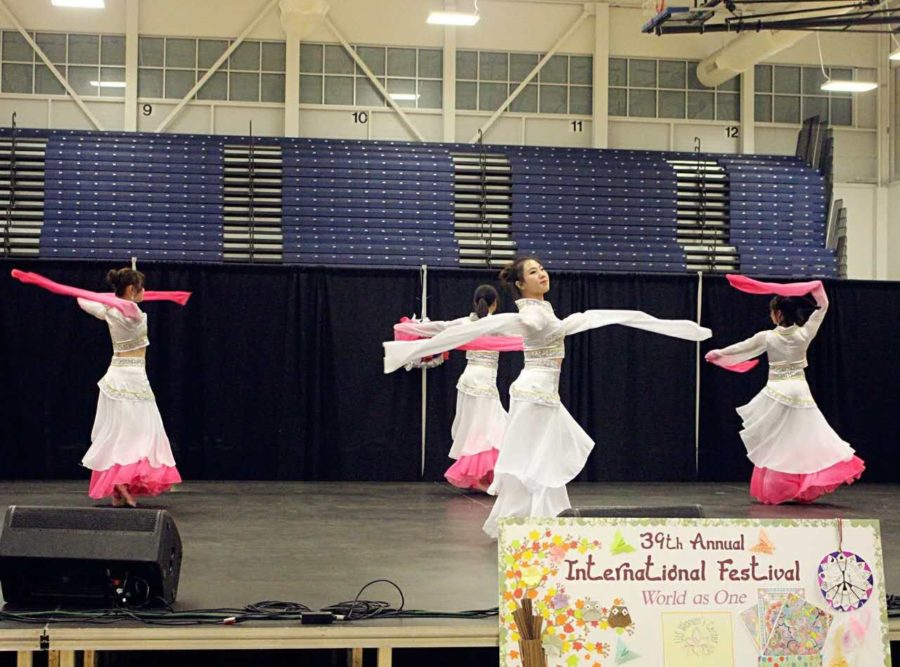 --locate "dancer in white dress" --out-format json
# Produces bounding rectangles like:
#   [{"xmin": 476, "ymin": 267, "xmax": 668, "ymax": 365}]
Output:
[
  {"xmin": 13, "ymin": 267, "xmax": 184, "ymax": 507},
  {"xmin": 395, "ymin": 285, "xmax": 512, "ymax": 491},
  {"xmin": 705, "ymin": 276, "xmax": 864, "ymax": 504},
  {"xmin": 384, "ymin": 256, "xmax": 711, "ymax": 538}
]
